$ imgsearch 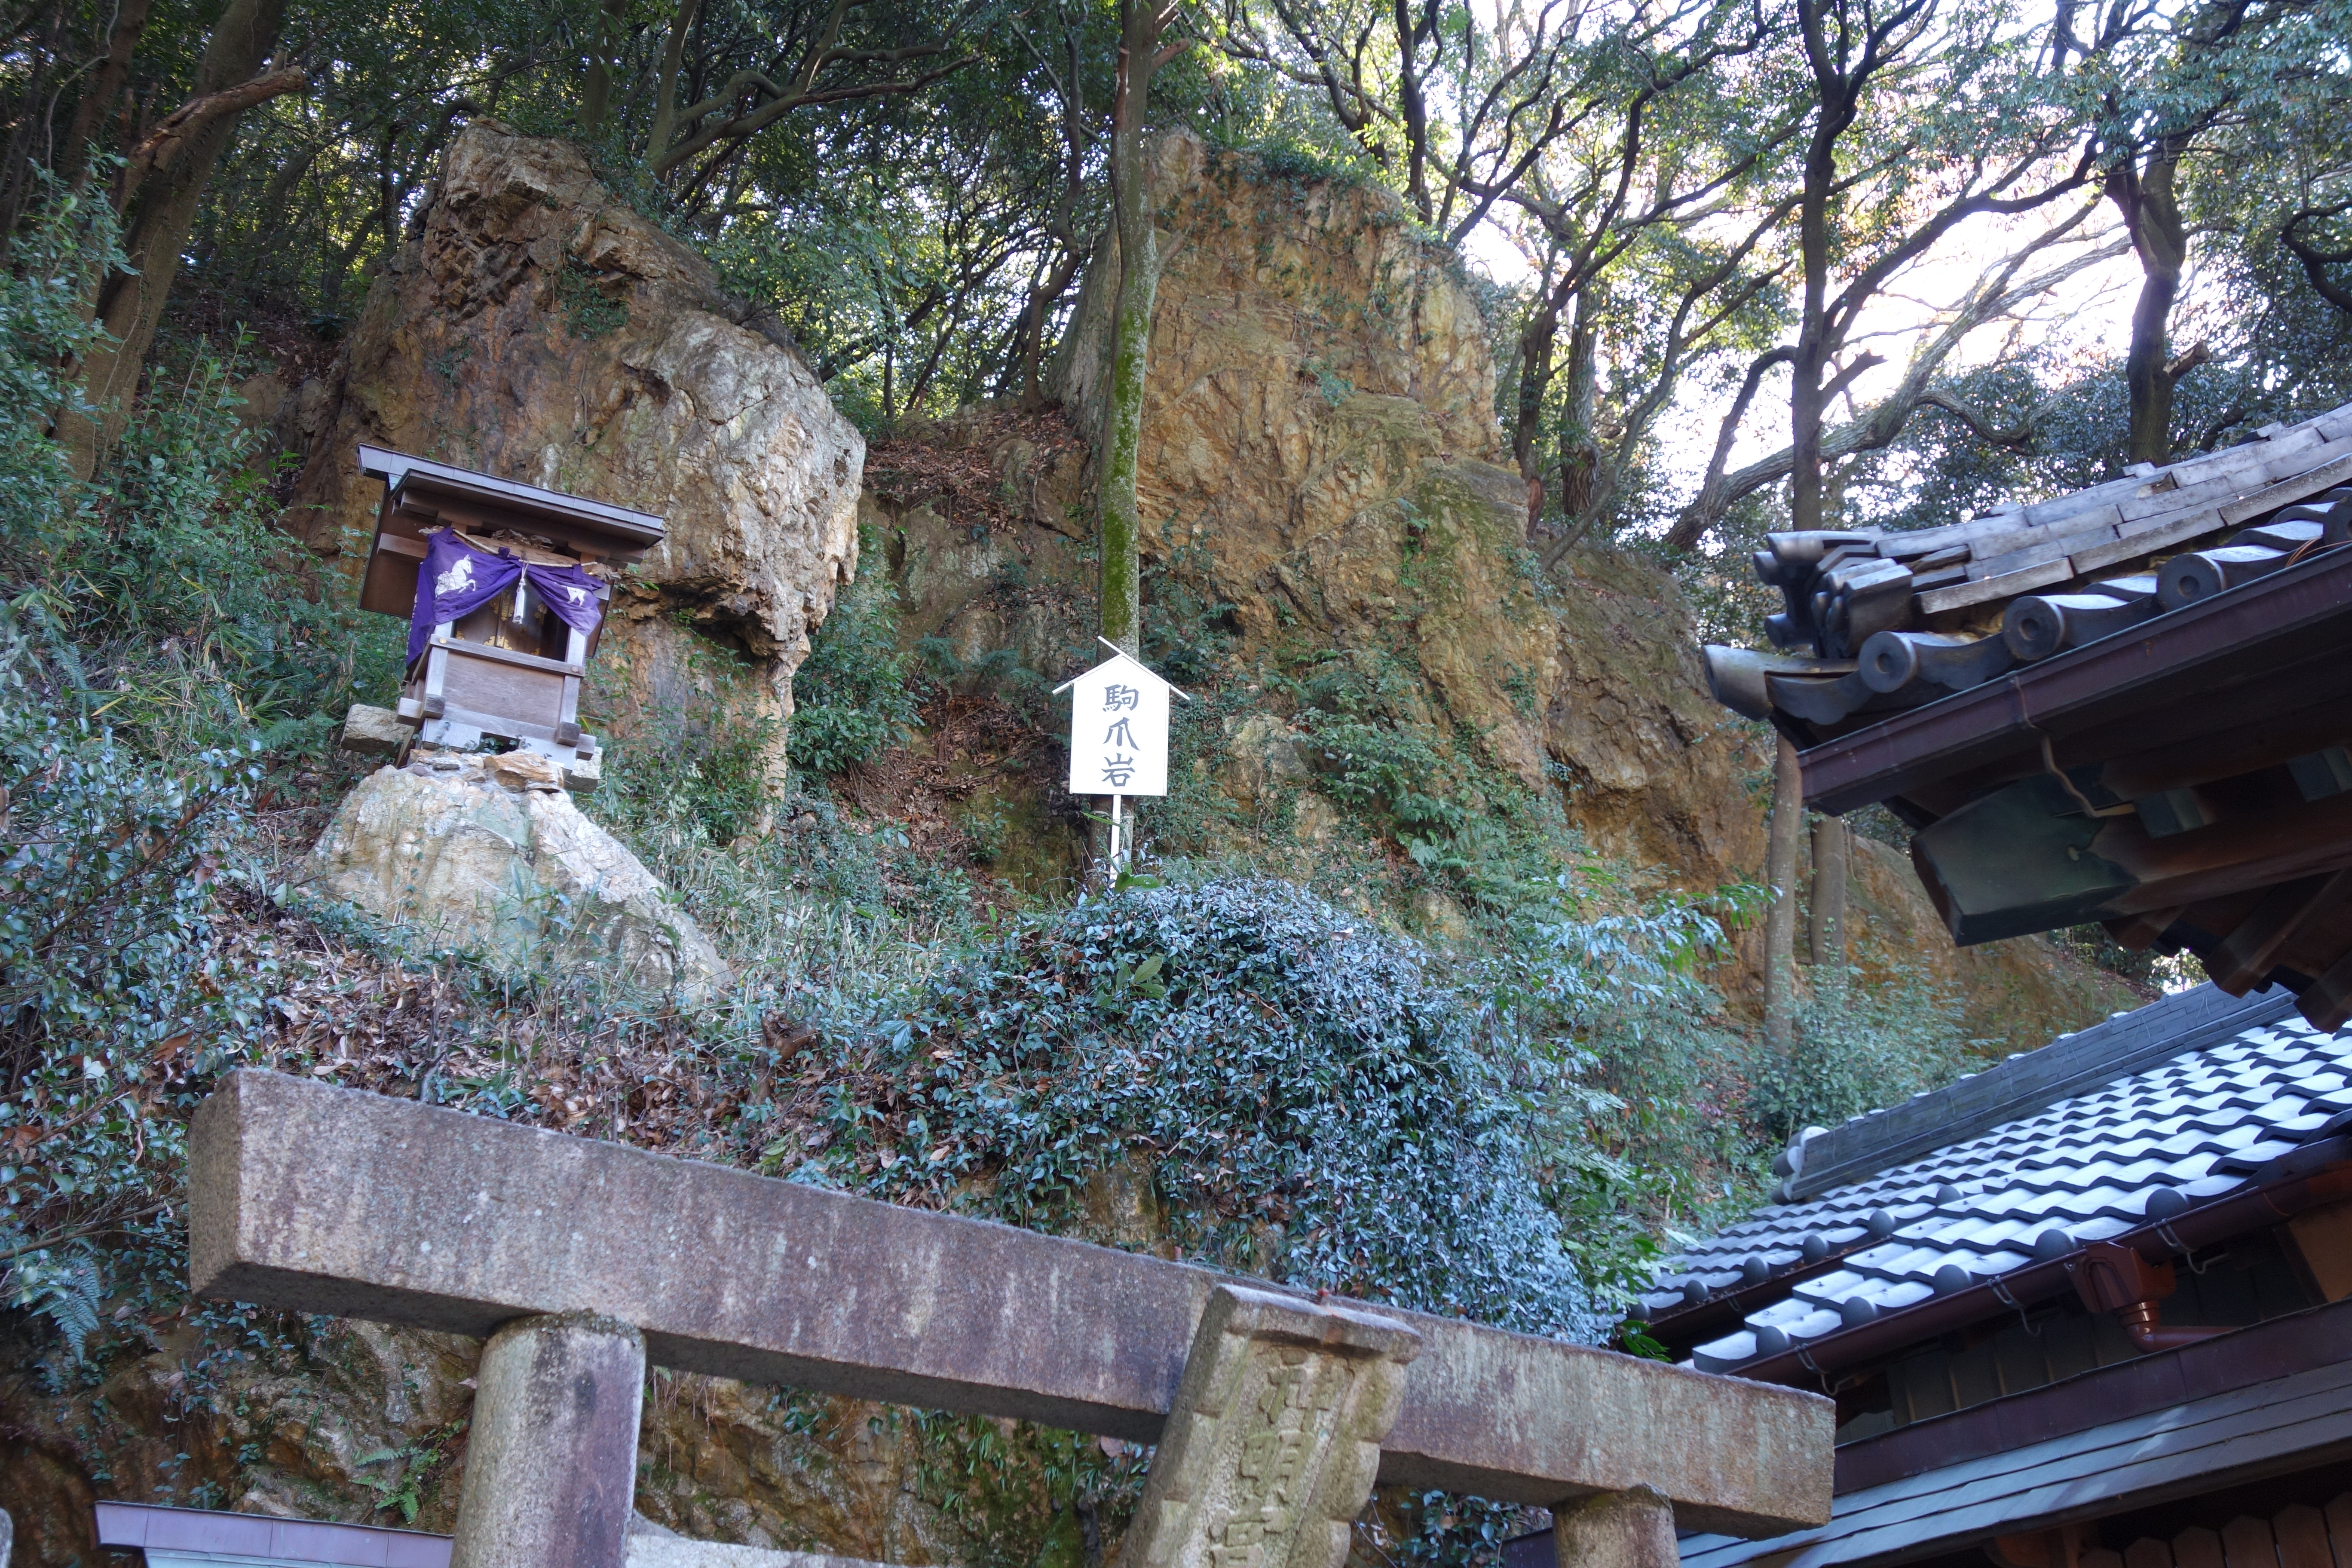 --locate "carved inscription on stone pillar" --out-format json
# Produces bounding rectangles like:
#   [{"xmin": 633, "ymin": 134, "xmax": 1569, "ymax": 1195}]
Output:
[{"xmin": 1127, "ymin": 1284, "xmax": 1423, "ymax": 1568}]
